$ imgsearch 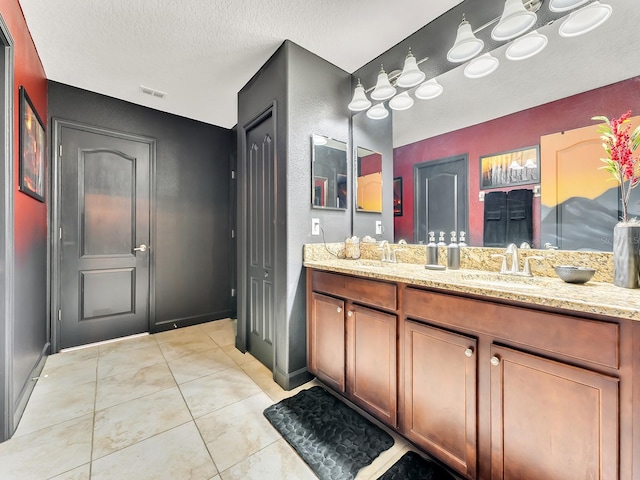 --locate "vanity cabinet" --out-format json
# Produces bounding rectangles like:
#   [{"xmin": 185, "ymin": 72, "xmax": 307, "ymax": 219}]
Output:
[
  {"xmin": 307, "ymin": 270, "xmax": 397, "ymax": 426},
  {"xmin": 403, "ymin": 320, "xmax": 477, "ymax": 479},
  {"xmin": 308, "ymin": 292, "xmax": 346, "ymax": 392},
  {"xmin": 306, "ymin": 267, "xmax": 632, "ymax": 480},
  {"xmin": 490, "ymin": 344, "xmax": 619, "ymax": 480}
]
